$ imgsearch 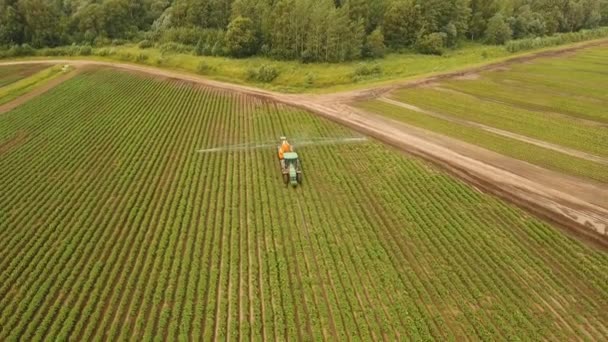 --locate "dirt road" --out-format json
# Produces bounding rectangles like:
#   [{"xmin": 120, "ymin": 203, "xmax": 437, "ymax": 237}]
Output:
[{"xmin": 2, "ymin": 39, "xmax": 607, "ymax": 246}]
